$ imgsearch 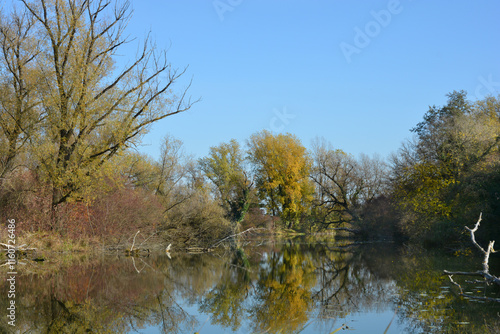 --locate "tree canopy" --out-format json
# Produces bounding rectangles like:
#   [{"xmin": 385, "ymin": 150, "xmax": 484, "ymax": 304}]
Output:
[{"xmin": 247, "ymin": 130, "xmax": 314, "ymax": 228}]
